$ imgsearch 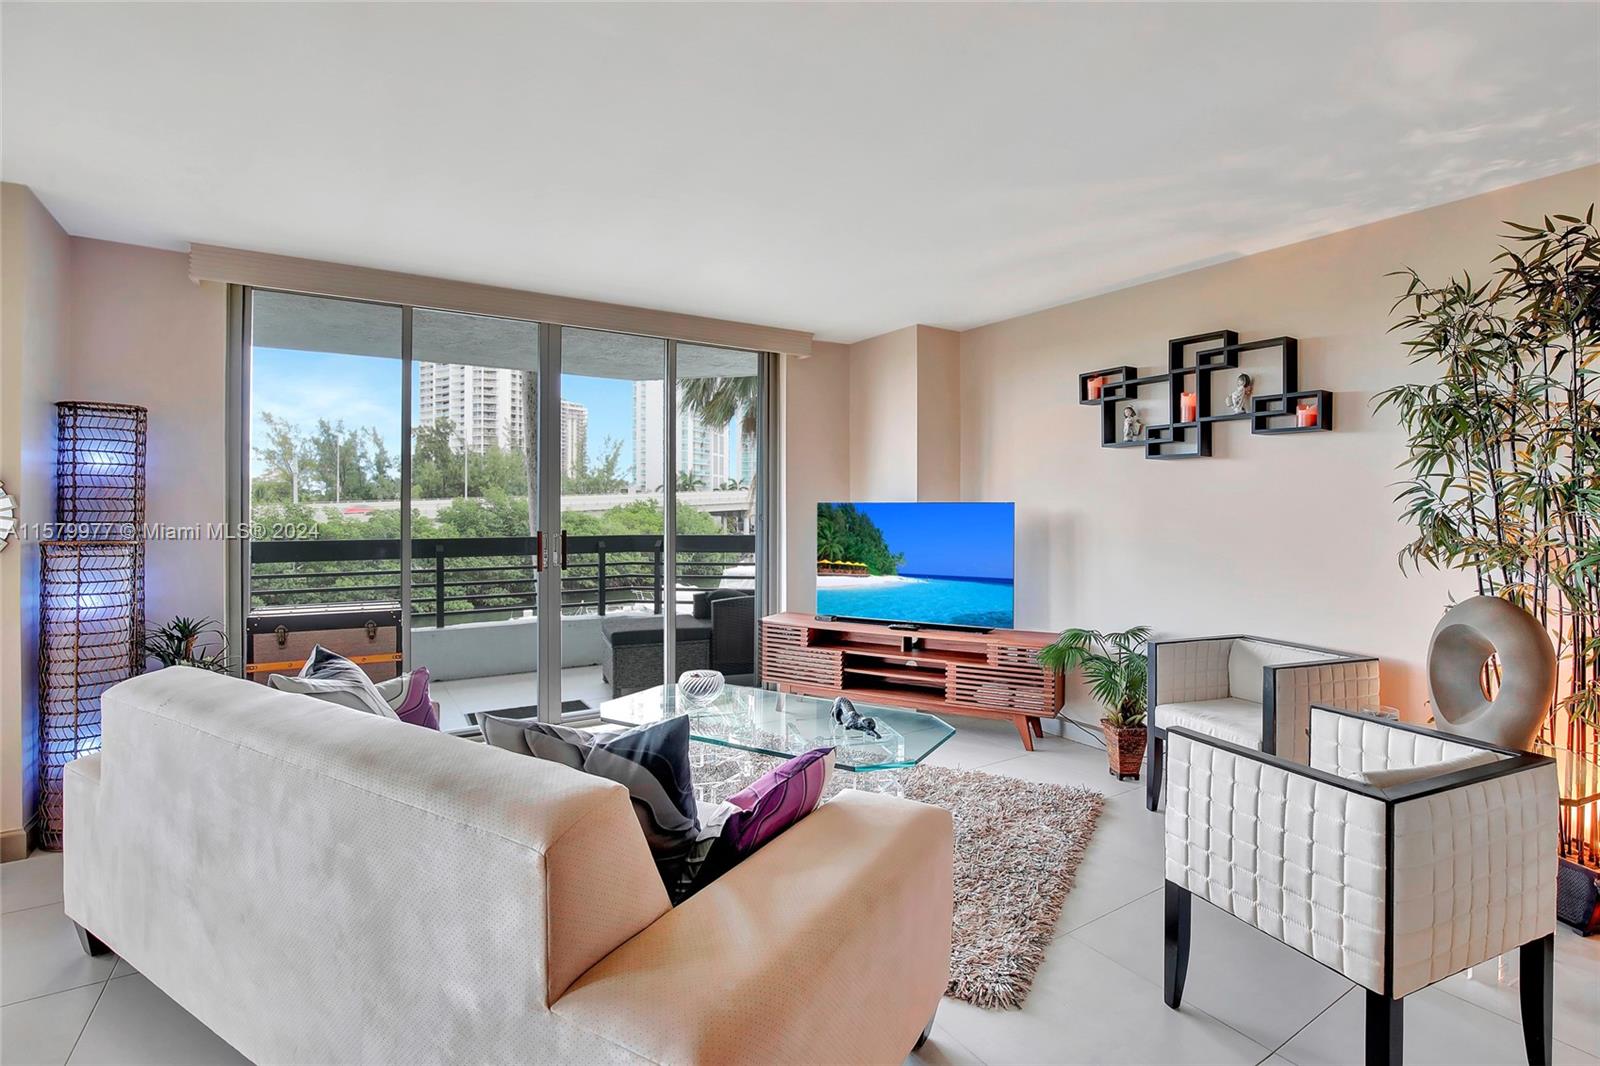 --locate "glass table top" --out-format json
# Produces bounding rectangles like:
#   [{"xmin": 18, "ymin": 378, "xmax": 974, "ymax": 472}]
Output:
[{"xmin": 599, "ymin": 684, "xmax": 955, "ymax": 772}]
